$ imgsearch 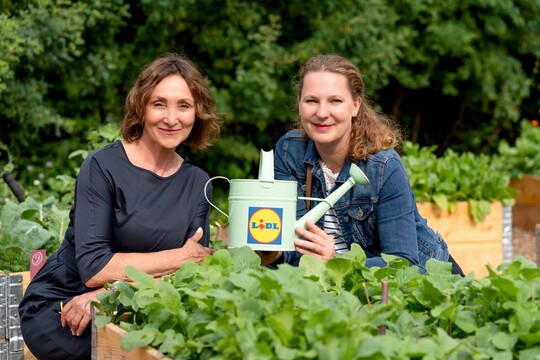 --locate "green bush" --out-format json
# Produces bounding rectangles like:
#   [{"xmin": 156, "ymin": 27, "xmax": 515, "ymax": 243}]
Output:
[
  {"xmin": 496, "ymin": 120, "xmax": 540, "ymax": 178},
  {"xmin": 401, "ymin": 141, "xmax": 517, "ymax": 222}
]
